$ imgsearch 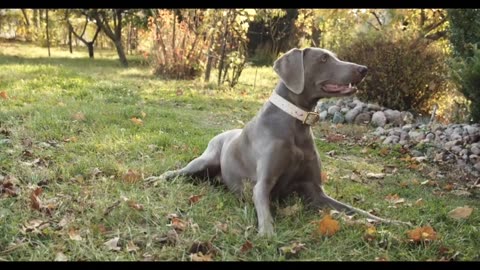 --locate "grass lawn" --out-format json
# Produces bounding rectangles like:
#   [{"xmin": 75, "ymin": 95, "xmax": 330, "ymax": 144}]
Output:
[{"xmin": 0, "ymin": 41, "xmax": 479, "ymax": 261}]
